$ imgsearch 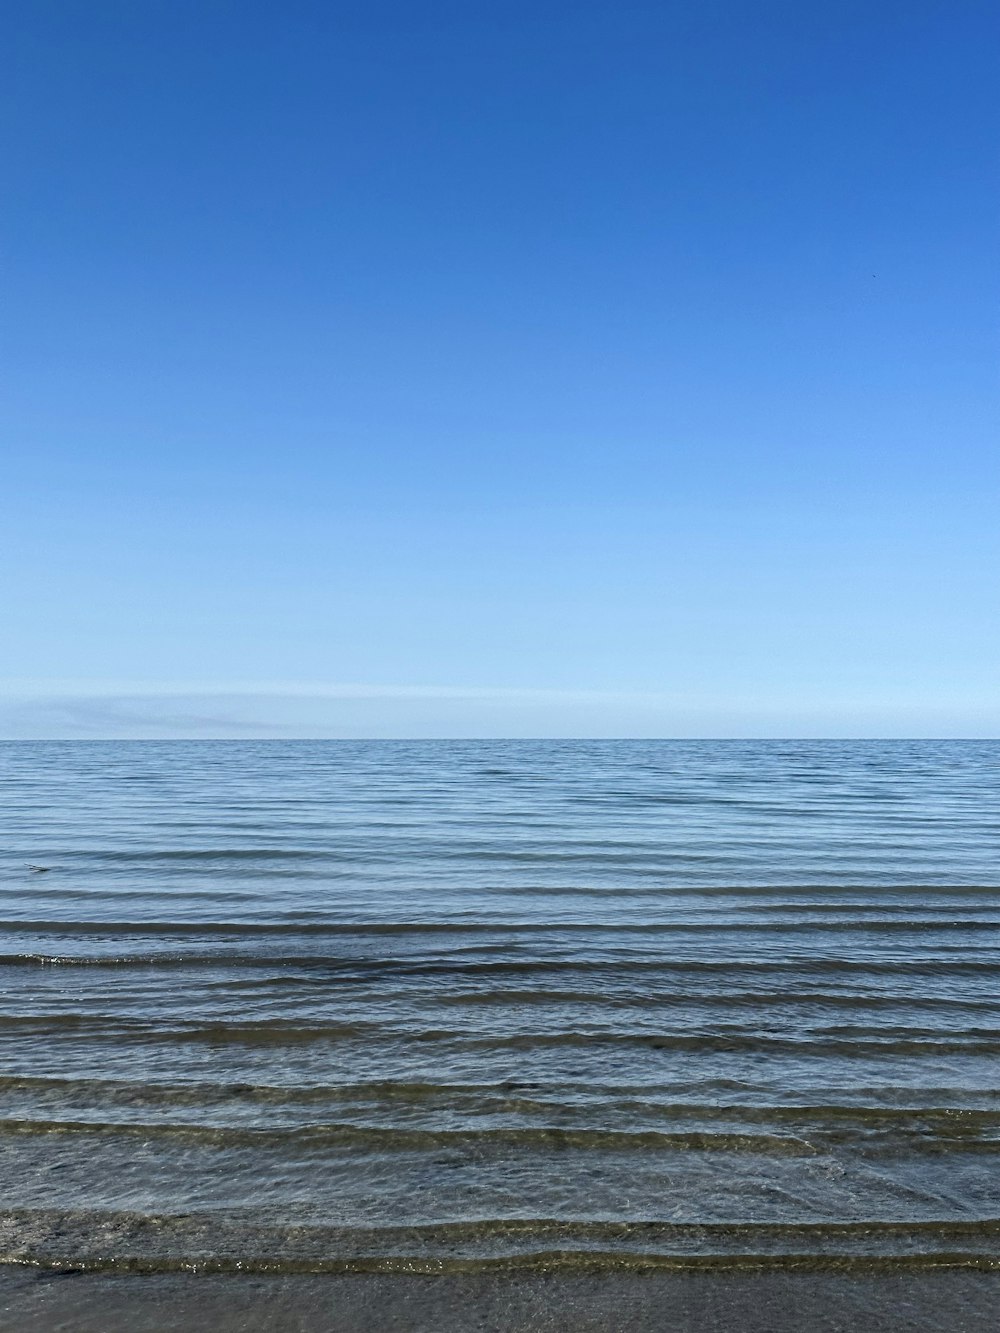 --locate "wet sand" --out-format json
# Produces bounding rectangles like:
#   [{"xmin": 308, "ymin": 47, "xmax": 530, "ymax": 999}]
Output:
[{"xmin": 2, "ymin": 1269, "xmax": 1000, "ymax": 1332}]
